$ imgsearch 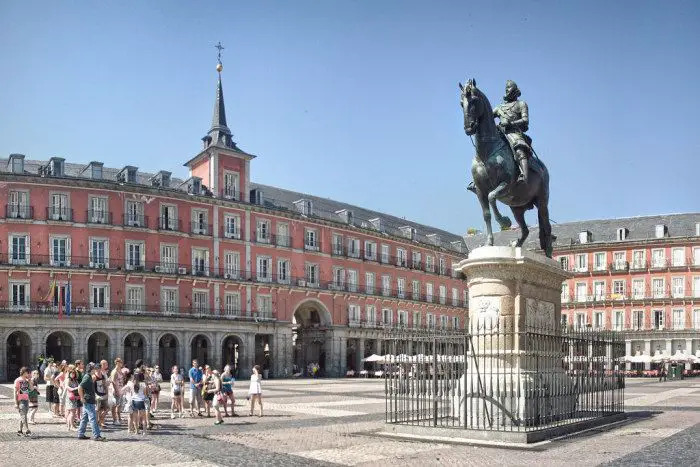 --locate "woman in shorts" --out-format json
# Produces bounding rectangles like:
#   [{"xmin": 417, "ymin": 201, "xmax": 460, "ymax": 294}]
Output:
[
  {"xmin": 127, "ymin": 371, "xmax": 147, "ymax": 435},
  {"xmin": 170, "ymin": 365, "xmax": 184, "ymax": 419},
  {"xmin": 64, "ymin": 368, "xmax": 80, "ymax": 431},
  {"xmin": 221, "ymin": 365, "xmax": 235, "ymax": 417},
  {"xmin": 201, "ymin": 366, "xmax": 215, "ymax": 417},
  {"xmin": 208, "ymin": 370, "xmax": 224, "ymax": 425},
  {"xmin": 248, "ymin": 365, "xmax": 263, "ymax": 417}
]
